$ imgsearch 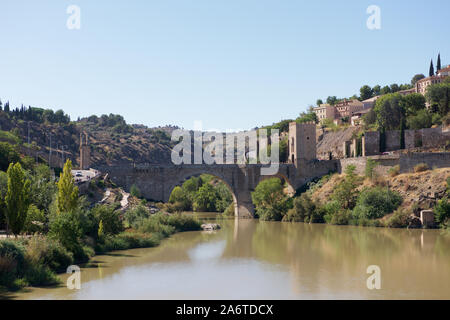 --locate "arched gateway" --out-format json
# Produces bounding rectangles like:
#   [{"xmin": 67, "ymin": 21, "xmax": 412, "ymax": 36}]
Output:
[{"xmin": 96, "ymin": 123, "xmax": 337, "ymax": 218}]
